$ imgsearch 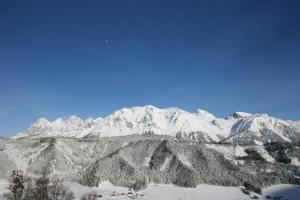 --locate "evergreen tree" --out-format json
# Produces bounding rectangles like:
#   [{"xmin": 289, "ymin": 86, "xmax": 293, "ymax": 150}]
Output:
[
  {"xmin": 35, "ymin": 169, "xmax": 49, "ymax": 200},
  {"xmin": 8, "ymin": 170, "xmax": 24, "ymax": 200}
]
